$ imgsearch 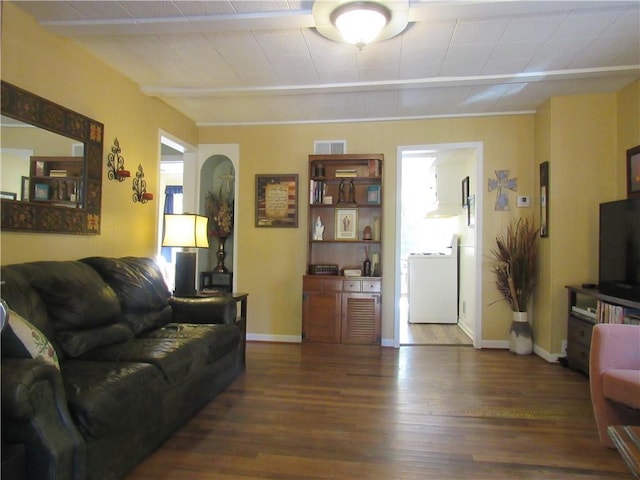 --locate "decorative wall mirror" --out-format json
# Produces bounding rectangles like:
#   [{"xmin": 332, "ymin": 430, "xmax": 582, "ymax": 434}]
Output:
[{"xmin": 0, "ymin": 81, "xmax": 104, "ymax": 234}]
